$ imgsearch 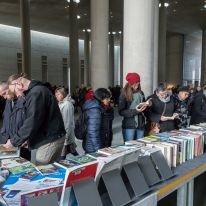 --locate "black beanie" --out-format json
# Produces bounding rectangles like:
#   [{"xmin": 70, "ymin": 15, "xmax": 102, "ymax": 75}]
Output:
[{"xmin": 94, "ymin": 88, "xmax": 111, "ymax": 101}]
